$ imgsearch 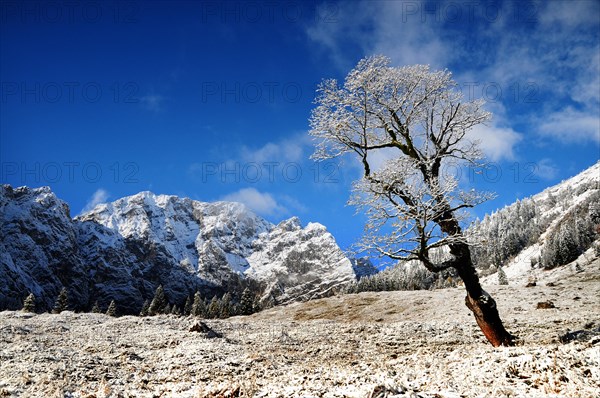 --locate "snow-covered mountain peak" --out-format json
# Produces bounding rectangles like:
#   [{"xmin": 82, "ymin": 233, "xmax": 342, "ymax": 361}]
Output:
[
  {"xmin": 305, "ymin": 221, "xmax": 328, "ymax": 234},
  {"xmin": 1, "ymin": 186, "xmax": 359, "ymax": 313},
  {"xmin": 276, "ymin": 216, "xmax": 302, "ymax": 232},
  {"xmin": 1, "ymin": 185, "xmax": 72, "ymax": 224}
]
